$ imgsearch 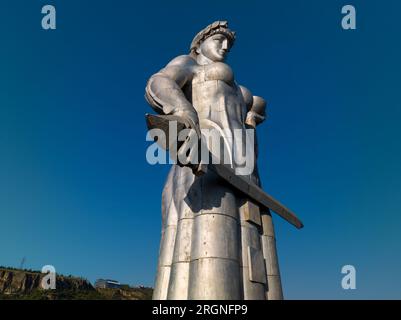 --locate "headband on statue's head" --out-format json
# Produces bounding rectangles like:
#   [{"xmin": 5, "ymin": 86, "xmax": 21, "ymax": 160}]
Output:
[{"xmin": 190, "ymin": 21, "xmax": 236, "ymax": 56}]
